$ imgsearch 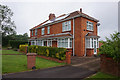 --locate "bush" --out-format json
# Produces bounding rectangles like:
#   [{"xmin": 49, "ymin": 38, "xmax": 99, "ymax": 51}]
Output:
[
  {"xmin": 28, "ymin": 45, "xmax": 67, "ymax": 60},
  {"xmin": 9, "ymin": 40, "xmax": 28, "ymax": 48},
  {"xmin": 99, "ymin": 32, "xmax": 120, "ymax": 62},
  {"xmin": 19, "ymin": 44, "xmax": 28, "ymax": 52}
]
